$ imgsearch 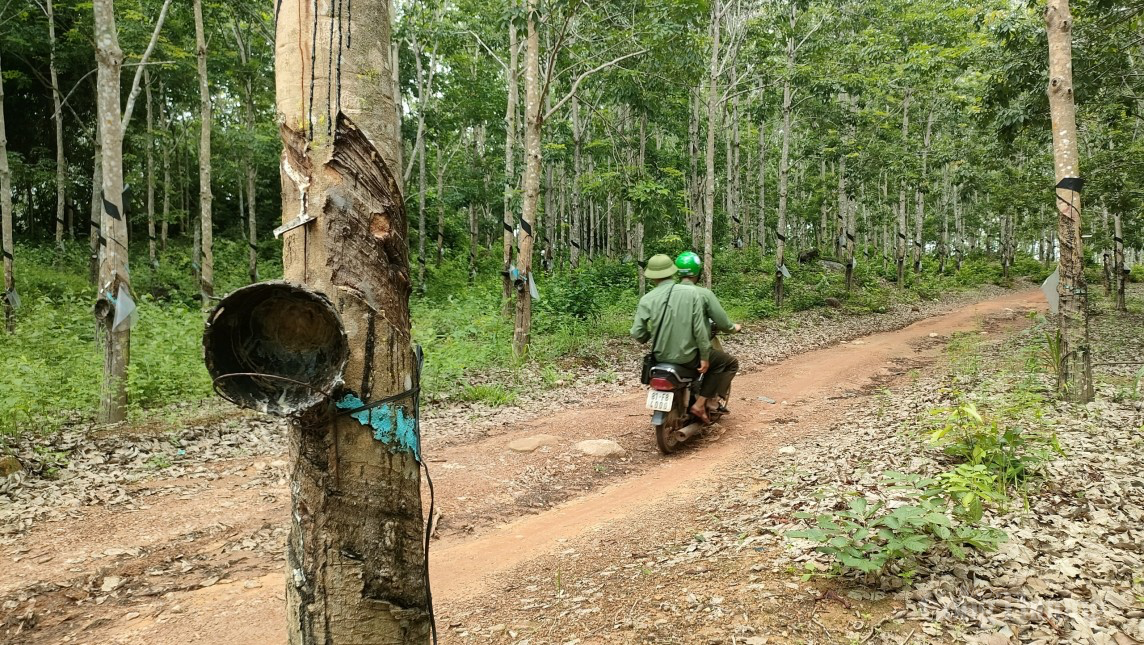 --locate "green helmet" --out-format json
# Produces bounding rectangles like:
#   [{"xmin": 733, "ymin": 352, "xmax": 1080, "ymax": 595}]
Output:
[{"xmin": 675, "ymin": 251, "xmax": 702, "ymax": 277}]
